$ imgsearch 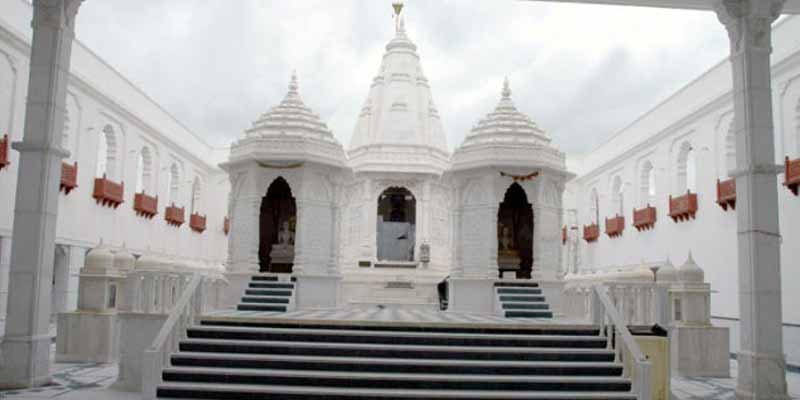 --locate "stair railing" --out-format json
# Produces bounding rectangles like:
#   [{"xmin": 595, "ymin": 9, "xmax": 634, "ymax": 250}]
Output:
[
  {"xmin": 141, "ymin": 273, "xmax": 205, "ymax": 400},
  {"xmin": 591, "ymin": 285, "xmax": 653, "ymax": 400}
]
